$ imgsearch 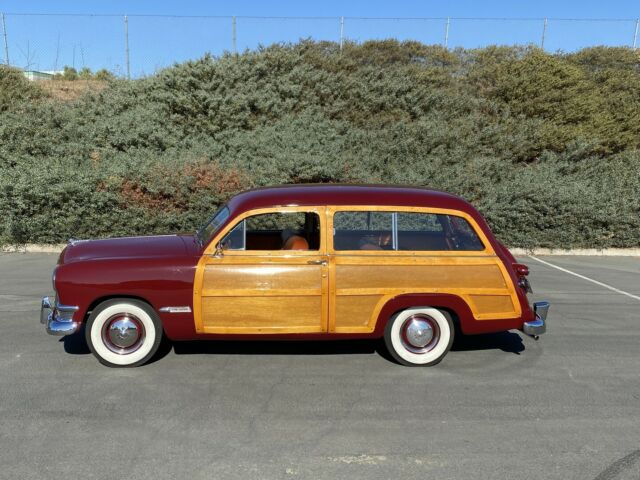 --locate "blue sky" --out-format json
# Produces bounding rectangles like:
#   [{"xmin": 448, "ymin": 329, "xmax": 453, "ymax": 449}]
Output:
[{"xmin": 2, "ymin": 1, "xmax": 639, "ymax": 76}]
